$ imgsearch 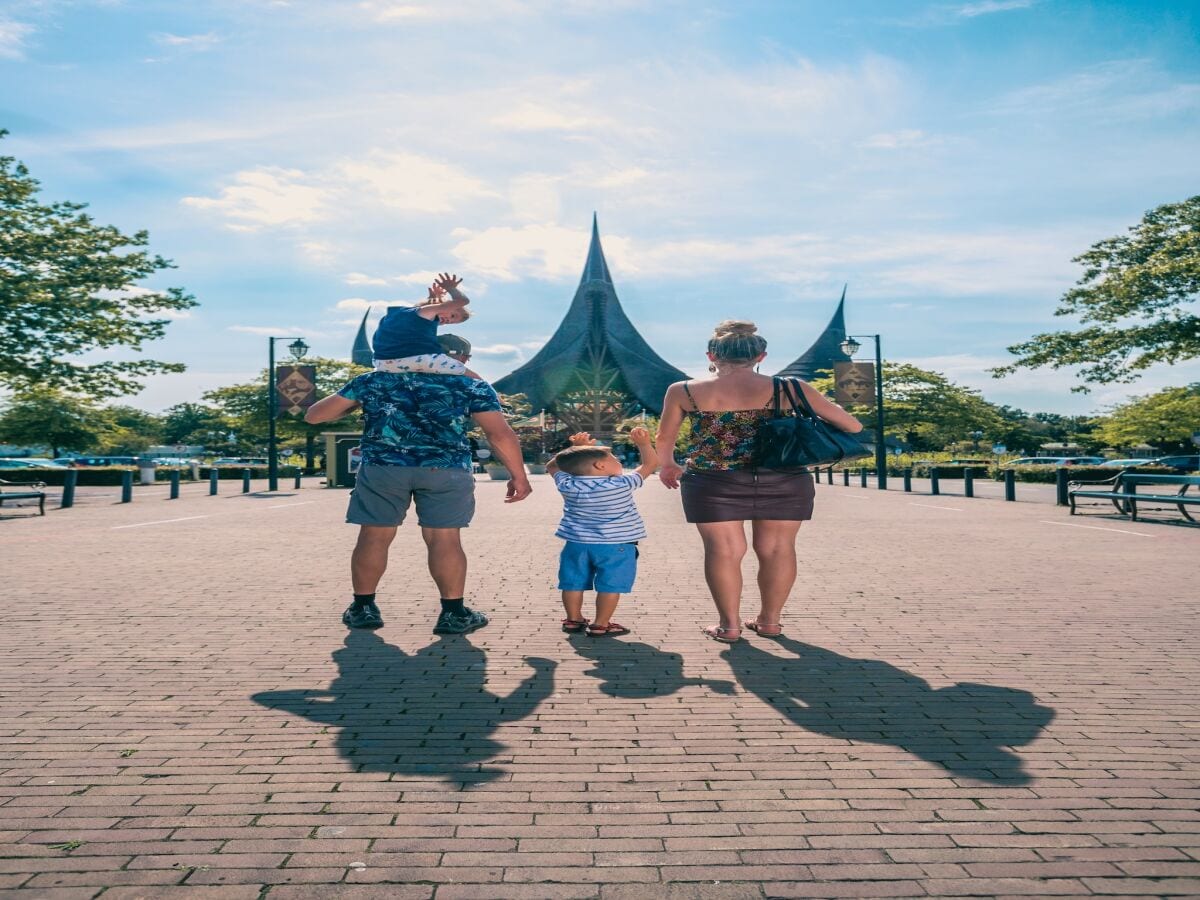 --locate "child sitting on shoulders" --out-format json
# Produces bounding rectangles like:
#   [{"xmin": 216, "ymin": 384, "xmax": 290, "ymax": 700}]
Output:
[
  {"xmin": 372, "ymin": 272, "xmax": 479, "ymax": 377},
  {"xmin": 548, "ymin": 428, "xmax": 658, "ymax": 637}
]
